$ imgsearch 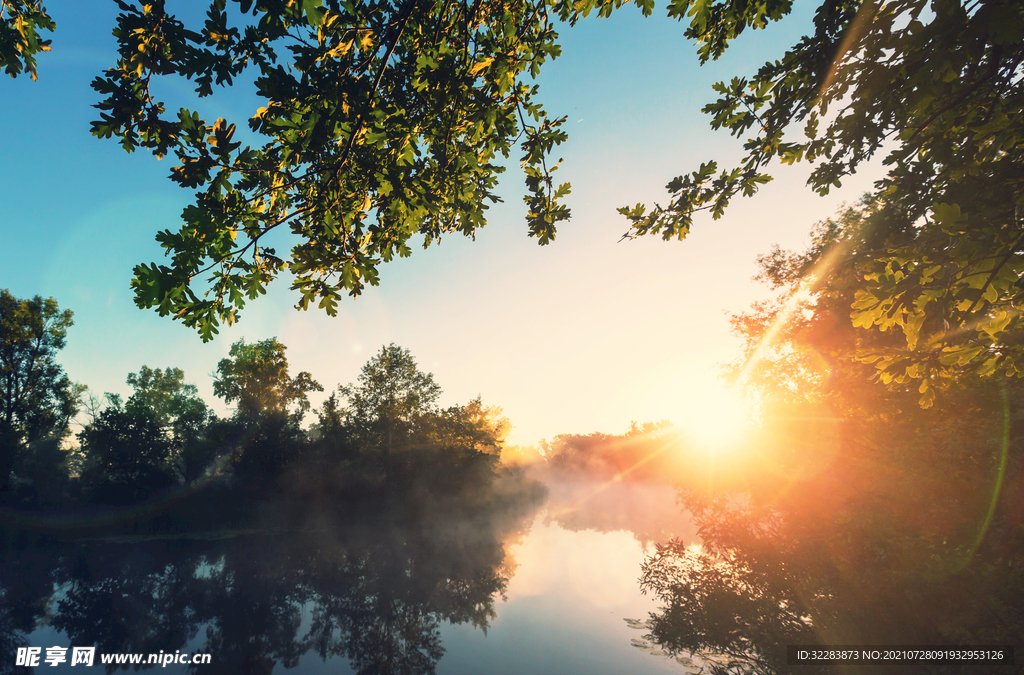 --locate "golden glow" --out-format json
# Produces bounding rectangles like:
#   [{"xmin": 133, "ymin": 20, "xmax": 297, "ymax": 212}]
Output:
[
  {"xmin": 504, "ymin": 516, "xmax": 649, "ymax": 607},
  {"xmin": 676, "ymin": 384, "xmax": 756, "ymax": 451},
  {"xmin": 734, "ymin": 240, "xmax": 852, "ymax": 389}
]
